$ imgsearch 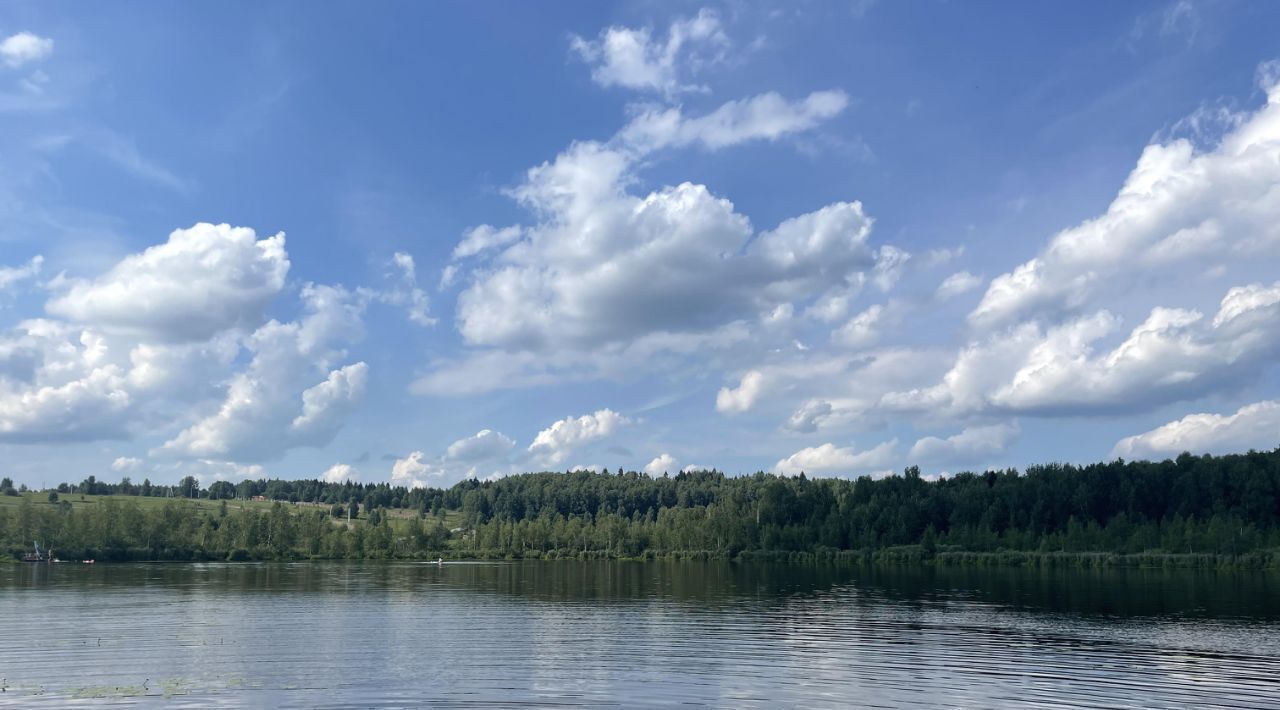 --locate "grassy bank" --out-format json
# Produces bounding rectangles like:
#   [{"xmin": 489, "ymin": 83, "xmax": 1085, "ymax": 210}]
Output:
[
  {"xmin": 0, "ymin": 491, "xmax": 465, "ymax": 527},
  {"xmin": 0, "ymin": 490, "xmax": 281, "ymax": 514}
]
